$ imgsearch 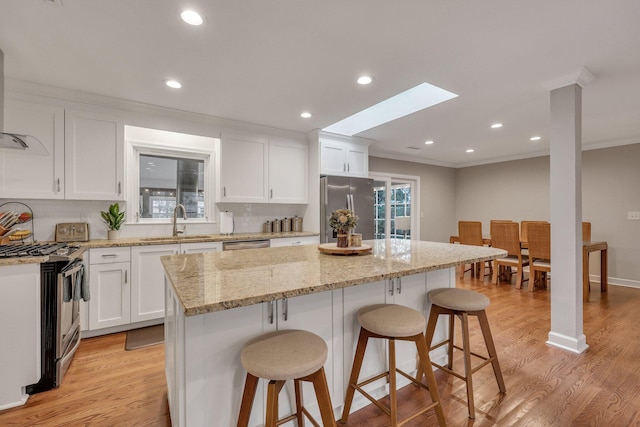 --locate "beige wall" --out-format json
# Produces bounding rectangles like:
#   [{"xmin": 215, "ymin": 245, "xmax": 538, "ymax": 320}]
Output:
[
  {"xmin": 369, "ymin": 156, "xmax": 457, "ymax": 243},
  {"xmin": 370, "ymin": 143, "xmax": 640, "ymax": 285},
  {"xmin": 455, "ymin": 144, "xmax": 640, "ymax": 284}
]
